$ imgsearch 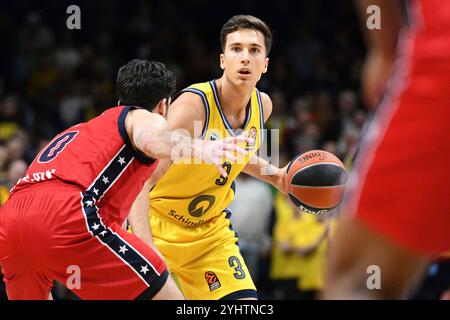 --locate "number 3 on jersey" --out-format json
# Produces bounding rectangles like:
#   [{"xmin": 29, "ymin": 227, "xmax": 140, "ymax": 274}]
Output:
[
  {"xmin": 215, "ymin": 161, "xmax": 232, "ymax": 185},
  {"xmin": 228, "ymin": 256, "xmax": 246, "ymax": 279},
  {"xmin": 38, "ymin": 131, "xmax": 78, "ymax": 163}
]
